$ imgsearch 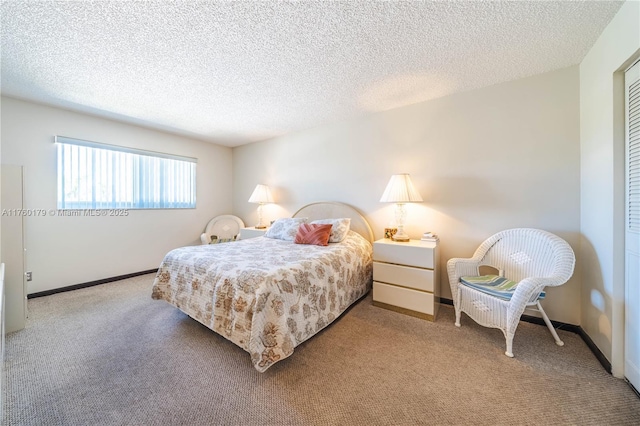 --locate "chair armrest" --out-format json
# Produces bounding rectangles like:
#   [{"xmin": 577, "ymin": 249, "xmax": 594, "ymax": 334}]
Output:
[
  {"xmin": 200, "ymin": 233, "xmax": 210, "ymax": 245},
  {"xmin": 446, "ymin": 258, "xmax": 481, "ymax": 301},
  {"xmin": 446, "ymin": 258, "xmax": 480, "ymax": 282},
  {"xmin": 507, "ymin": 277, "xmax": 549, "ymax": 327},
  {"xmin": 510, "ymin": 277, "xmax": 547, "ymax": 304}
]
